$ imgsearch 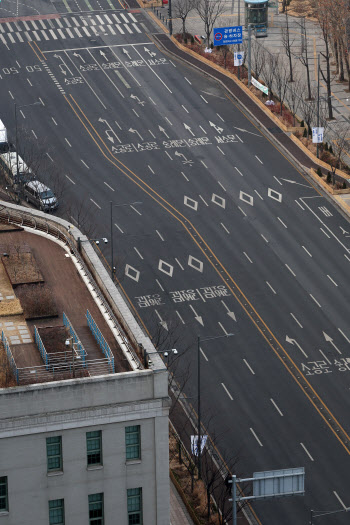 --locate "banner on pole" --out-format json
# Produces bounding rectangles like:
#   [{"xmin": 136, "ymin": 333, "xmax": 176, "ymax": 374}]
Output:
[
  {"xmin": 191, "ymin": 435, "xmax": 207, "ymax": 456},
  {"xmin": 312, "ymin": 127, "xmax": 324, "ymax": 143},
  {"xmin": 234, "ymin": 52, "xmax": 244, "ymax": 66},
  {"xmin": 251, "ymin": 77, "xmax": 268, "ymax": 95}
]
